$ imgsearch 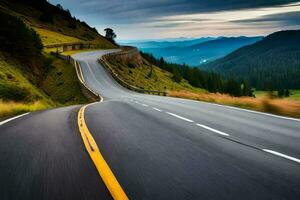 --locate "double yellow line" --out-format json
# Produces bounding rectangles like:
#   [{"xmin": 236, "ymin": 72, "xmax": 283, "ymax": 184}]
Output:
[{"xmin": 78, "ymin": 104, "xmax": 128, "ymax": 200}]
